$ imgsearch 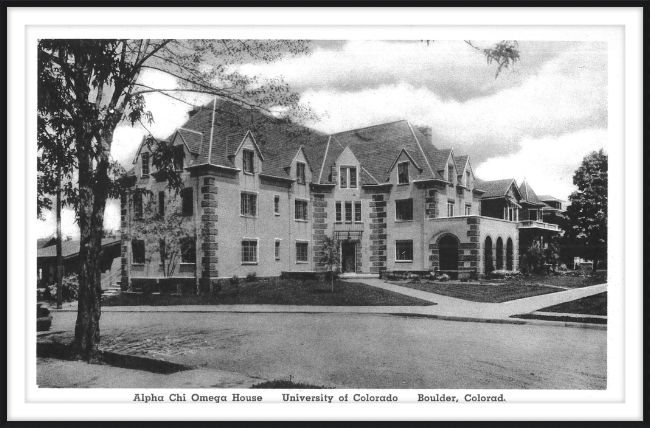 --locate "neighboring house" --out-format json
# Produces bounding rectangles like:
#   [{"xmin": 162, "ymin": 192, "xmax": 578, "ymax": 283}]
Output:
[
  {"xmin": 538, "ymin": 194, "xmax": 566, "ymax": 226},
  {"xmin": 37, "ymin": 238, "xmax": 122, "ymax": 289},
  {"xmin": 119, "ymin": 100, "xmax": 561, "ymax": 290}
]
